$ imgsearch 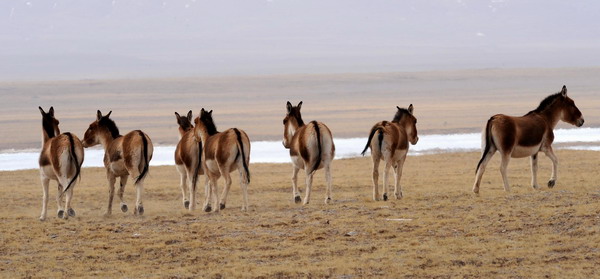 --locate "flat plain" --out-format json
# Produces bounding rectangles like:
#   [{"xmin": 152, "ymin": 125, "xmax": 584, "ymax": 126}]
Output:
[{"xmin": 1, "ymin": 149, "xmax": 599, "ymax": 278}]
